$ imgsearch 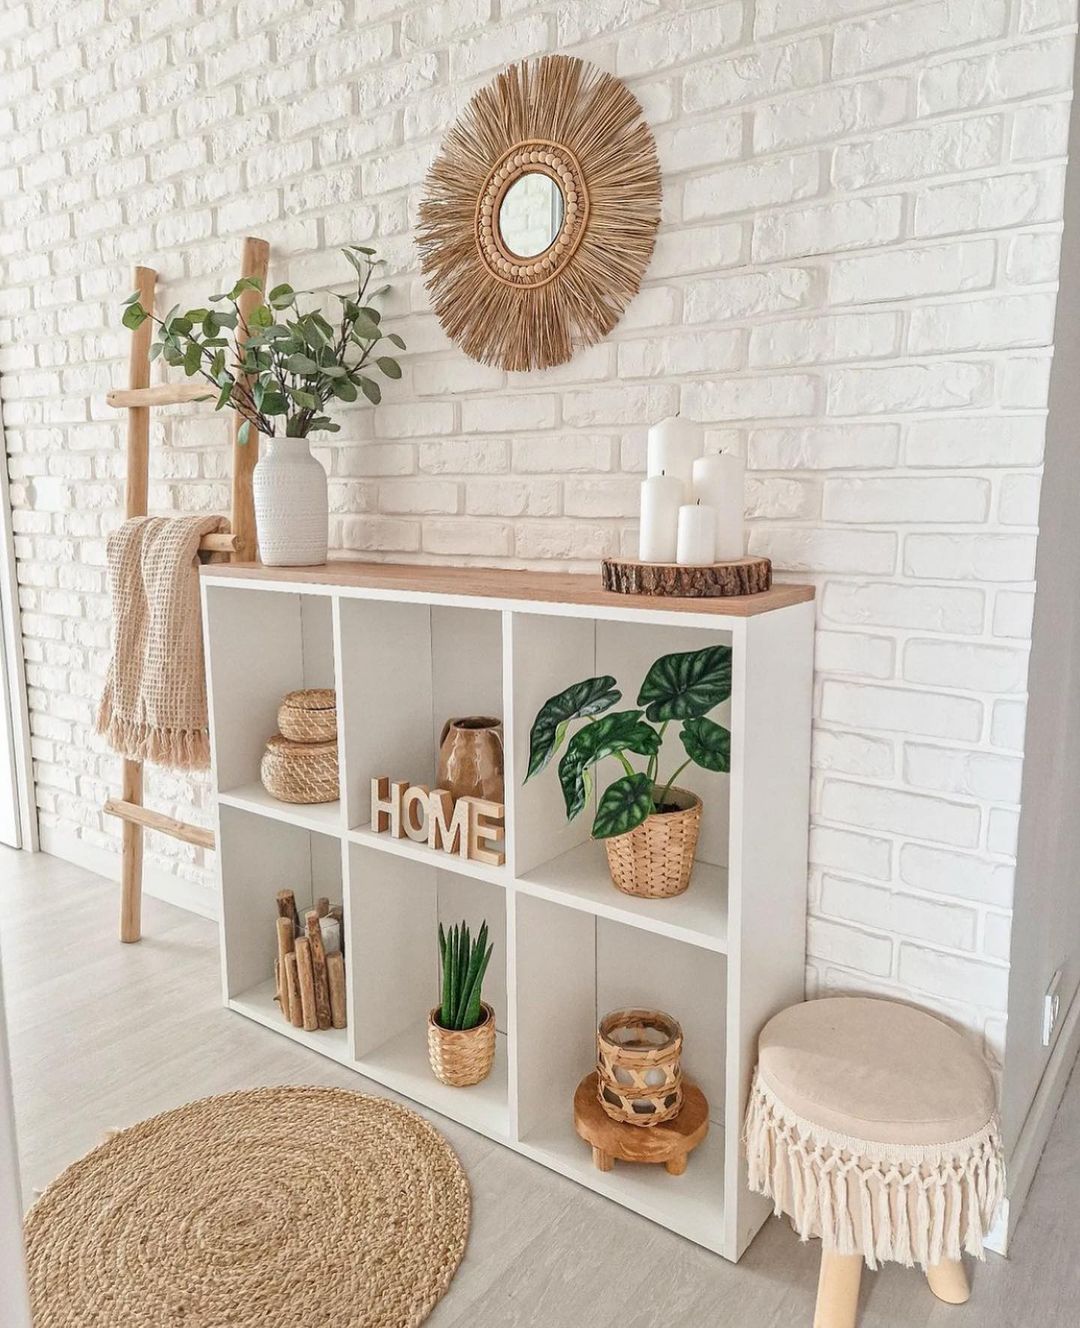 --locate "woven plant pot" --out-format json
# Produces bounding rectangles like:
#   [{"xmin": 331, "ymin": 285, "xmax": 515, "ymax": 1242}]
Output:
[
  {"xmin": 603, "ymin": 786, "xmax": 701, "ymax": 899},
  {"xmin": 260, "ymin": 734, "xmax": 339, "ymax": 804},
  {"xmin": 597, "ymin": 1008, "xmax": 683, "ymax": 1127},
  {"xmin": 278, "ymin": 688, "xmax": 337, "ymax": 744},
  {"xmin": 427, "ymin": 1003, "xmax": 496, "ymax": 1087}
]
